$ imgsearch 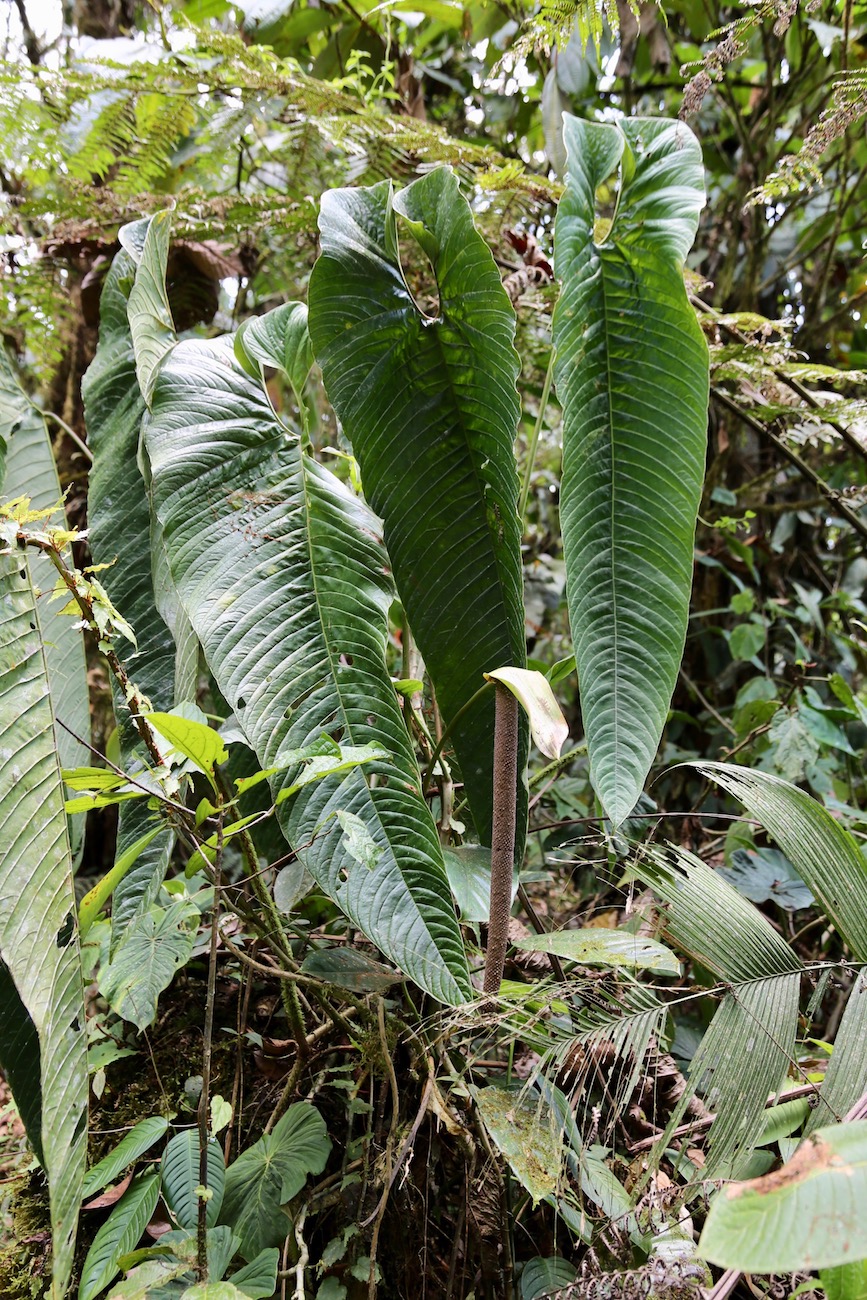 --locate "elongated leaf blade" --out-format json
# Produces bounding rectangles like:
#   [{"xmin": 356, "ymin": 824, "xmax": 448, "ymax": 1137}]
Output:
[
  {"xmin": 553, "ymin": 116, "xmax": 709, "ymax": 825},
  {"xmin": 1, "ymin": 347, "xmax": 90, "ymax": 859},
  {"xmin": 144, "ymin": 333, "xmax": 470, "ymax": 1004},
  {"xmin": 694, "ymin": 762, "xmax": 867, "ymax": 960},
  {"xmin": 309, "ymin": 167, "xmax": 528, "ymax": 847},
  {"xmin": 83, "ymin": 240, "xmax": 193, "ymax": 948},
  {"xmin": 83, "ymin": 1116, "xmax": 170, "ymax": 1199},
  {"xmin": 78, "ymin": 1174, "xmax": 161, "ymax": 1300},
  {"xmin": 0, "ymin": 554, "xmax": 88, "ymax": 1299}
]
